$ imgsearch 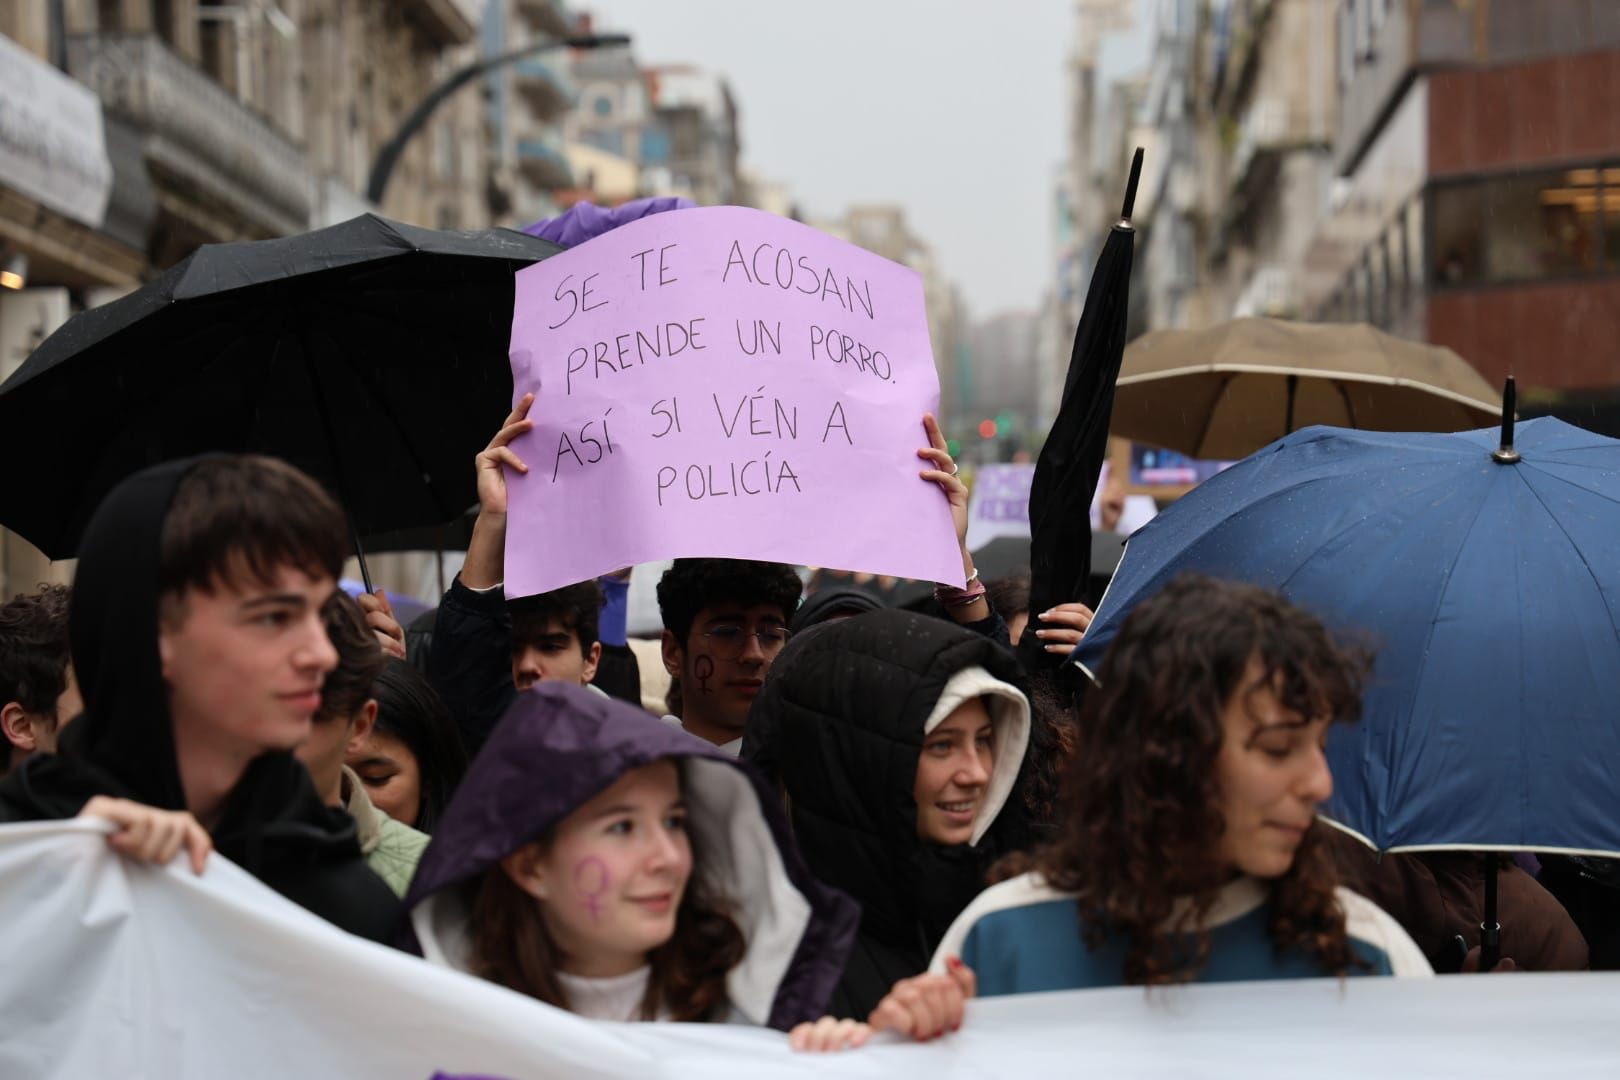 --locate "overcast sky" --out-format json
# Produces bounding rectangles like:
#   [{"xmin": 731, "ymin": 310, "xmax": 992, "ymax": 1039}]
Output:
[{"xmin": 587, "ymin": 0, "xmax": 1075, "ymax": 323}]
